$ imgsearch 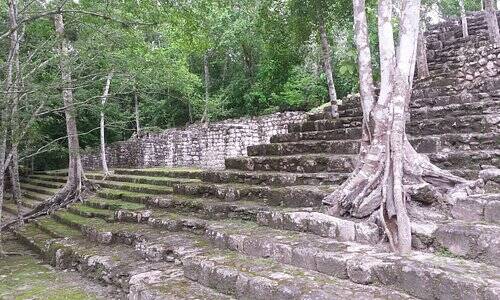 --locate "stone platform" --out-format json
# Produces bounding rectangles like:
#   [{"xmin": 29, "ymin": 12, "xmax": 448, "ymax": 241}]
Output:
[{"xmin": 4, "ymin": 11, "xmax": 500, "ymax": 300}]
